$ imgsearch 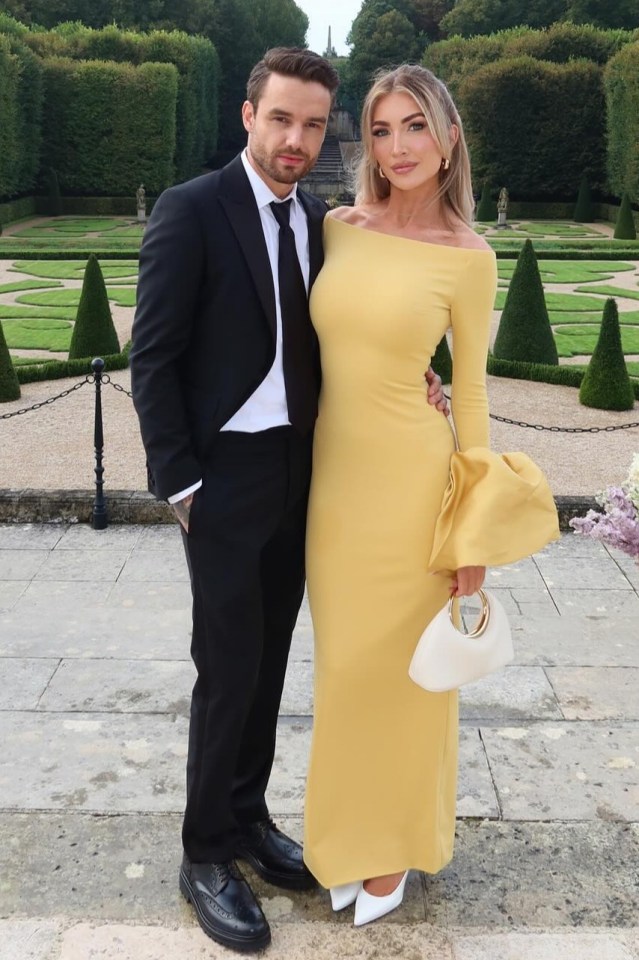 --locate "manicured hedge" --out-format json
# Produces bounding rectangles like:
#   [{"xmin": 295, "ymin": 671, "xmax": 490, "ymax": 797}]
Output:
[
  {"xmin": 579, "ymin": 299, "xmax": 635, "ymax": 410},
  {"xmin": 425, "ymin": 23, "xmax": 637, "ymax": 97},
  {"xmin": 487, "ymin": 354, "xmax": 639, "ymax": 400},
  {"xmin": 15, "ymin": 343, "xmax": 131, "ymax": 385},
  {"xmin": 503, "ymin": 23, "xmax": 634, "ymax": 66},
  {"xmin": 475, "ymin": 183, "xmax": 497, "ymax": 222},
  {"xmin": 28, "ymin": 25, "xmax": 219, "ymax": 183},
  {"xmin": 605, "ymin": 41, "xmax": 639, "ymax": 200},
  {"xmin": 0, "ymin": 31, "xmax": 44, "ymax": 201},
  {"xmin": 573, "ymin": 176, "xmax": 595, "ymax": 222},
  {"xmin": 0, "ymin": 317, "xmax": 20, "ymax": 402},
  {"xmin": 424, "ymin": 30, "xmax": 512, "ymax": 98},
  {"xmin": 0, "ymin": 195, "xmax": 37, "ymax": 227},
  {"xmin": 614, "ymin": 193, "xmax": 638, "ymax": 240},
  {"xmin": 68, "ymin": 254, "xmax": 120, "ymax": 361},
  {"xmin": 460, "ymin": 57, "xmax": 606, "ymax": 199},
  {"xmin": 0, "ymin": 245, "xmax": 140, "ymax": 259},
  {"xmin": 493, "ymin": 239, "xmax": 558, "ymax": 365},
  {"xmin": 41, "ymin": 58, "xmax": 178, "ymax": 196},
  {"xmin": 35, "ymin": 196, "xmax": 156, "ymax": 216}
]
